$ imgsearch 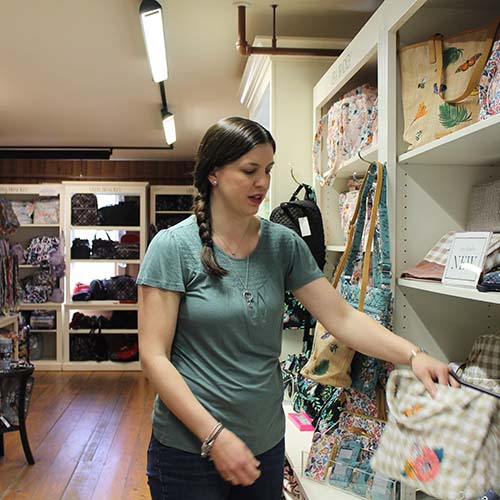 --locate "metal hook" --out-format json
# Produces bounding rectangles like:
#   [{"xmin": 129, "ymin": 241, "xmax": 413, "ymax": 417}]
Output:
[
  {"xmin": 358, "ymin": 151, "xmax": 371, "ymax": 164},
  {"xmin": 289, "ymin": 162, "xmax": 301, "ymax": 186}
]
